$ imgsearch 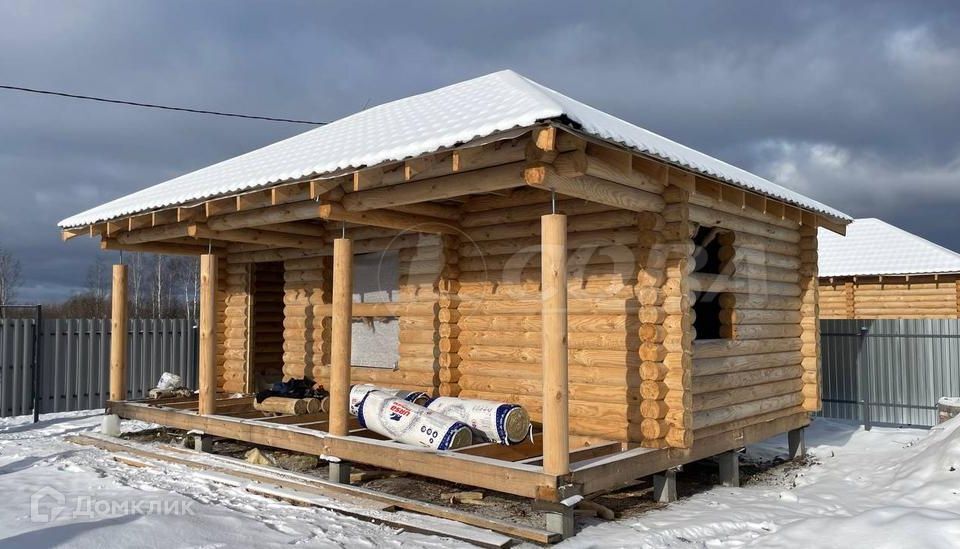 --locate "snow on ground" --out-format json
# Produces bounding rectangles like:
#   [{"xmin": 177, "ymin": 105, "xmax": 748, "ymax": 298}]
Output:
[
  {"xmin": 1, "ymin": 411, "xmax": 958, "ymax": 548},
  {"xmin": 0, "ymin": 410, "xmax": 473, "ymax": 548},
  {"xmin": 563, "ymin": 418, "xmax": 960, "ymax": 549}
]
